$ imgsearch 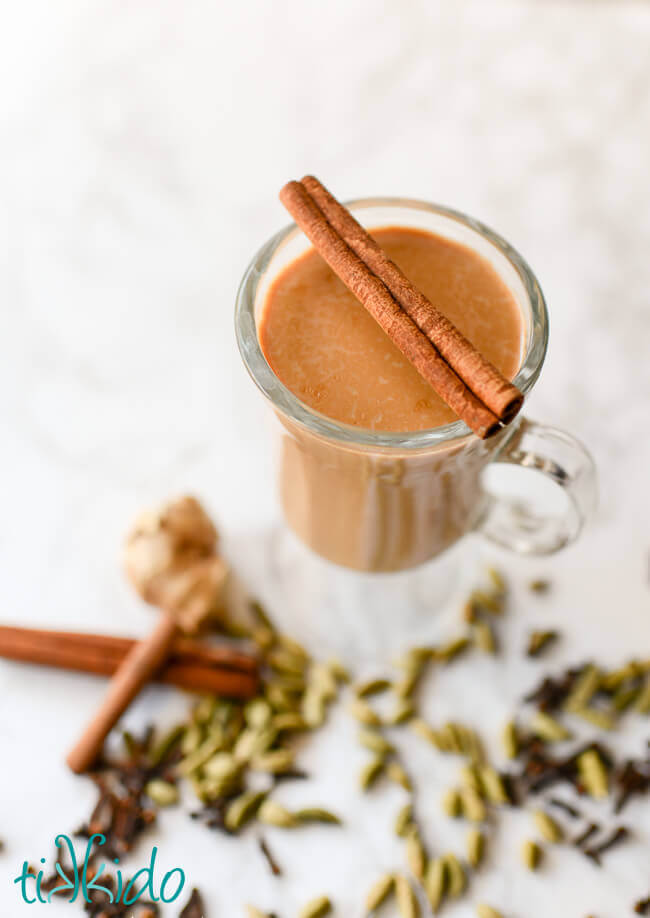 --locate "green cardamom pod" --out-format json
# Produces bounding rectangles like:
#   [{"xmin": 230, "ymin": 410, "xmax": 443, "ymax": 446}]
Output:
[
  {"xmin": 424, "ymin": 857, "xmax": 446, "ymax": 911},
  {"xmin": 467, "ymin": 828, "xmax": 485, "ymax": 868},
  {"xmin": 365, "ymin": 873, "xmax": 395, "ymax": 913},
  {"xmin": 224, "ymin": 790, "xmax": 267, "ymax": 831},
  {"xmin": 533, "ymin": 809, "xmax": 563, "ymax": 843},
  {"xmin": 394, "ymin": 874, "xmax": 420, "ymax": 918},
  {"xmin": 298, "ymin": 895, "xmax": 332, "ymax": 918},
  {"xmin": 522, "ymin": 839, "xmax": 542, "ymax": 870},
  {"xmin": 144, "ymin": 779, "xmax": 179, "ymax": 807},
  {"xmin": 295, "ymin": 808, "xmax": 341, "ymax": 825}
]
